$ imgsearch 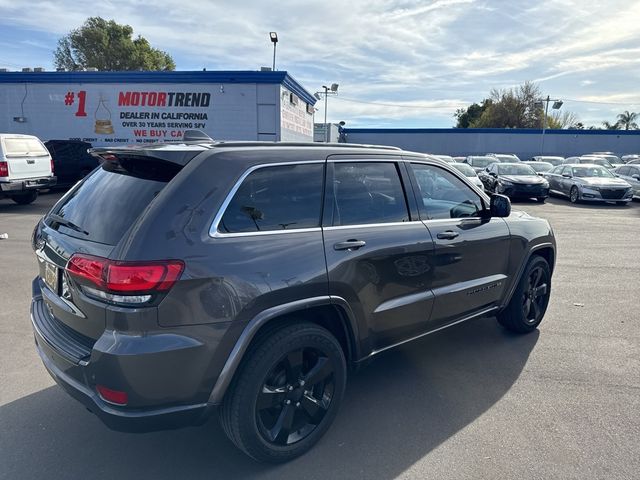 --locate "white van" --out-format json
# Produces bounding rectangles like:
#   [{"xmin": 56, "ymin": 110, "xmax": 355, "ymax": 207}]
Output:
[{"xmin": 0, "ymin": 134, "xmax": 56, "ymax": 204}]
